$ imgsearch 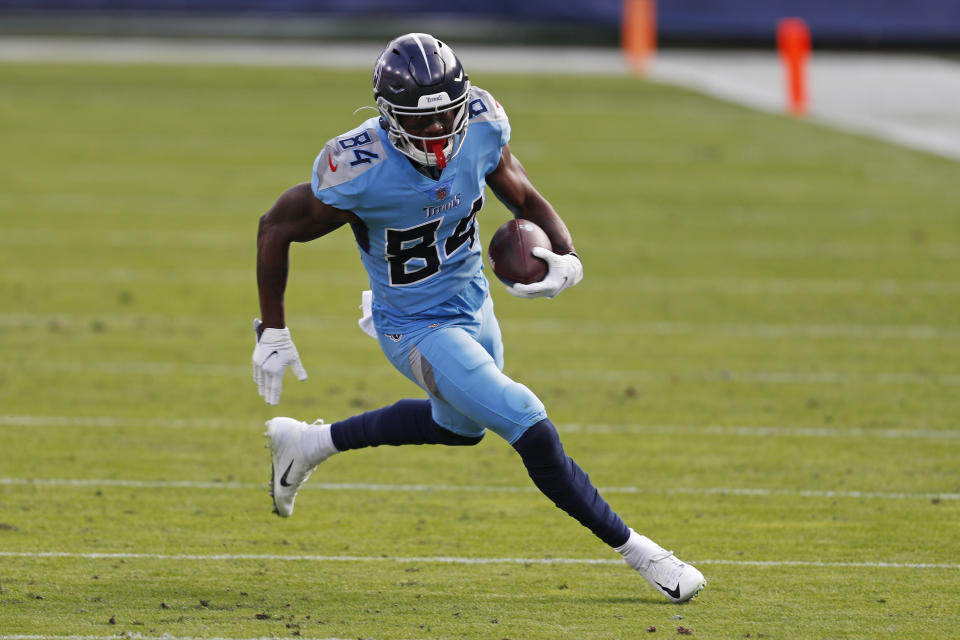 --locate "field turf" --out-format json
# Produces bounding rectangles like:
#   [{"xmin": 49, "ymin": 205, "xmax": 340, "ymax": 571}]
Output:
[{"xmin": 1, "ymin": 60, "xmax": 958, "ymax": 639}]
